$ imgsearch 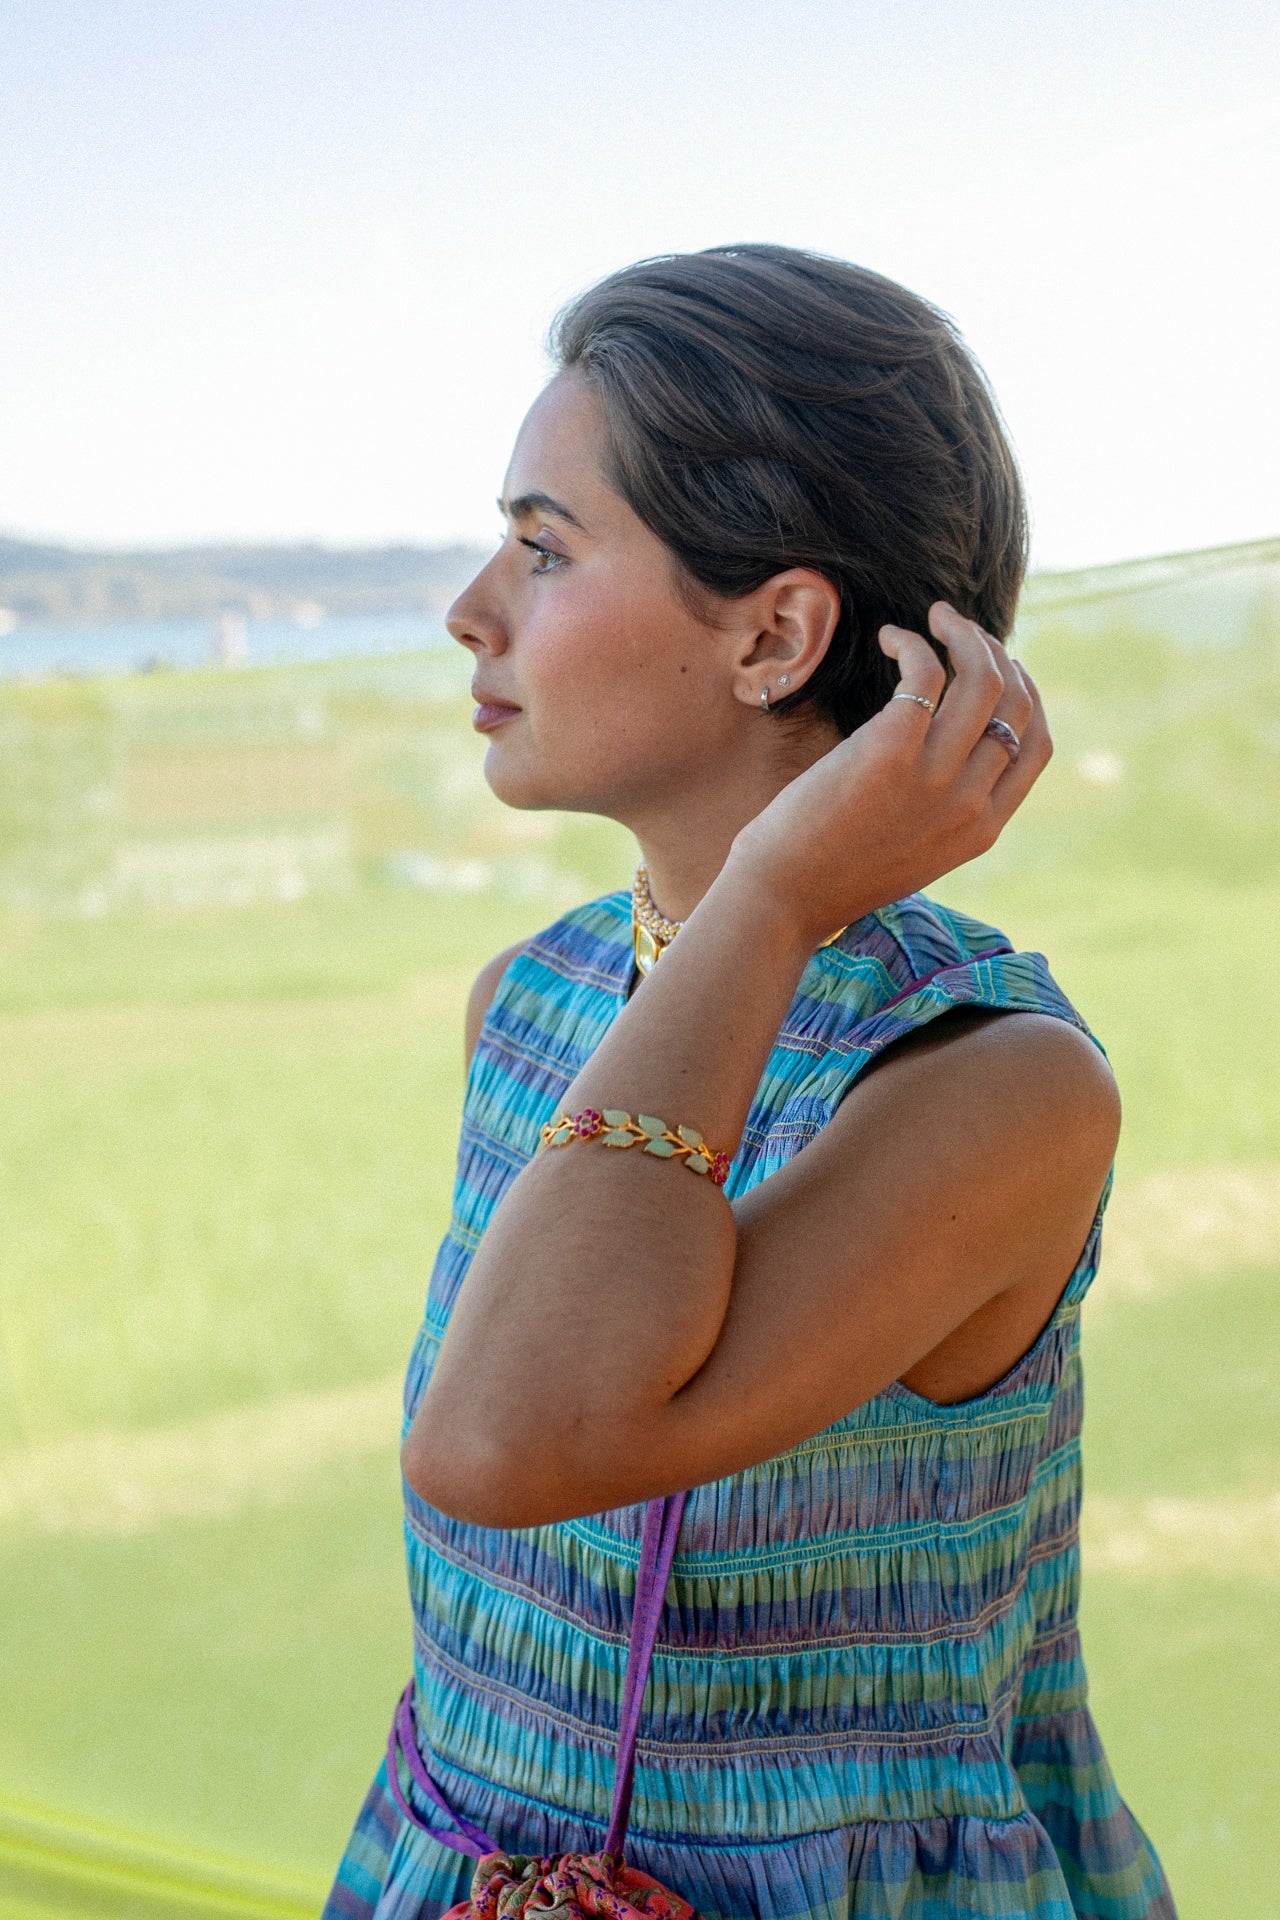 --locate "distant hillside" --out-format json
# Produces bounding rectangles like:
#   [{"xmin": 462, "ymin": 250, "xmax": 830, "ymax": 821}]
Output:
[
  {"xmin": 3, "ymin": 528, "xmax": 1275, "ymax": 630},
  {"xmin": 0, "ymin": 536, "xmax": 492, "ymax": 624}
]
